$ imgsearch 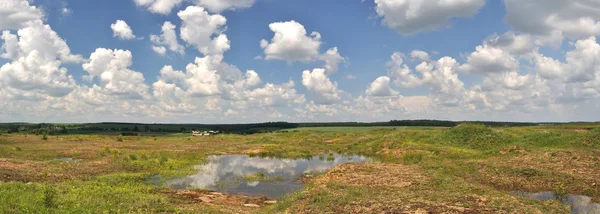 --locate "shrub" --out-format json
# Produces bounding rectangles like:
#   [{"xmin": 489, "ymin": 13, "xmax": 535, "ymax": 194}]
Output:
[
  {"xmin": 116, "ymin": 137, "xmax": 124, "ymax": 142},
  {"xmin": 129, "ymin": 154, "xmax": 138, "ymax": 161},
  {"xmin": 41, "ymin": 134, "xmax": 48, "ymax": 141},
  {"xmin": 14, "ymin": 146, "xmax": 22, "ymax": 151}
]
